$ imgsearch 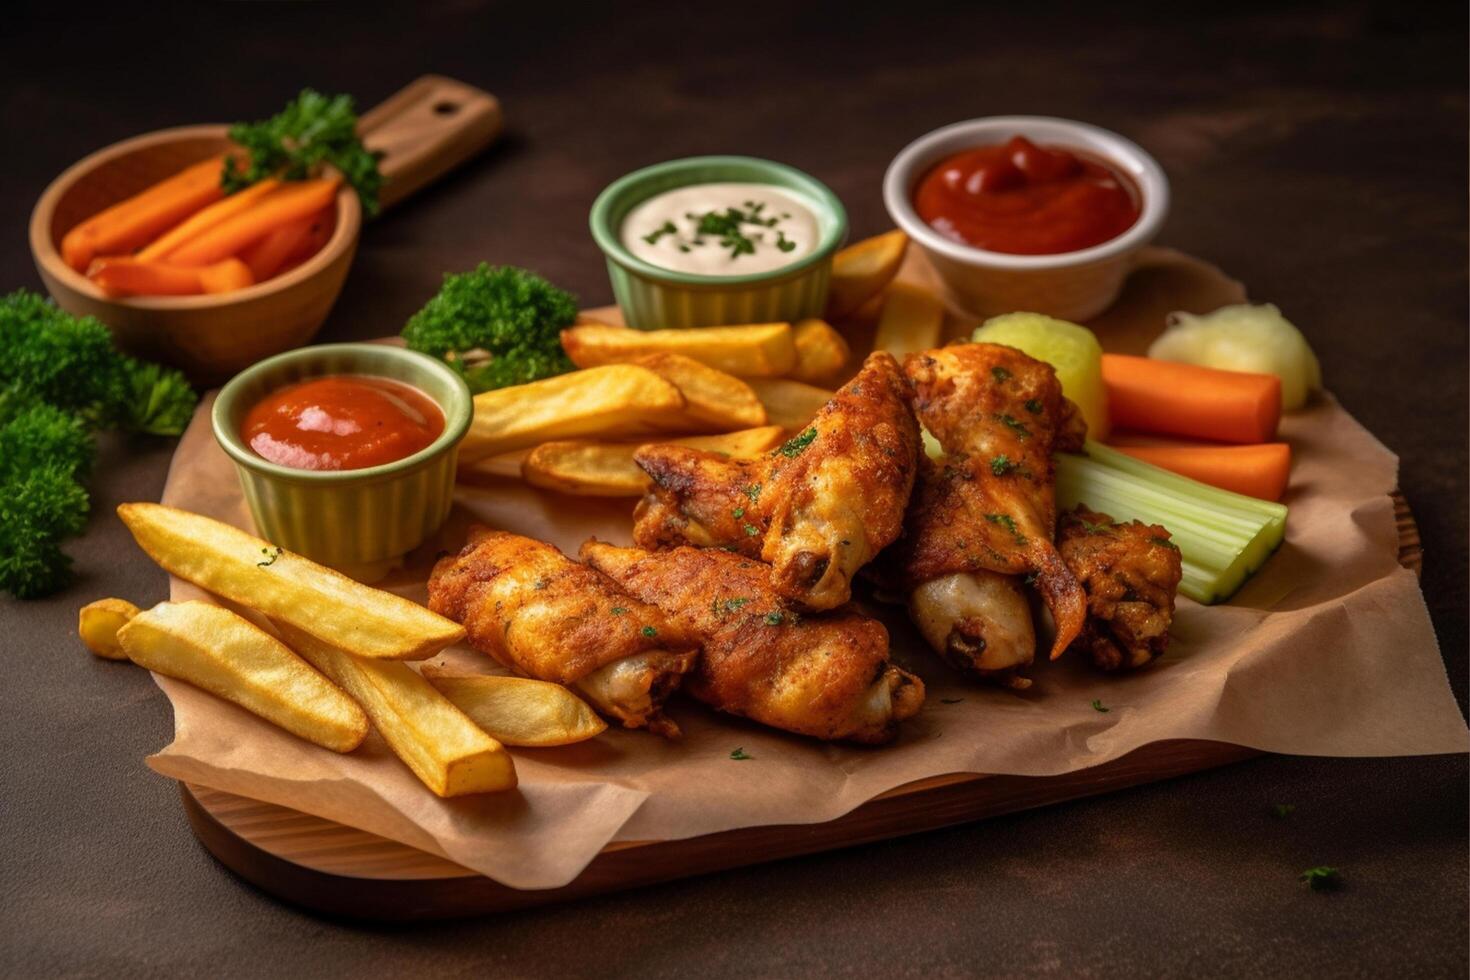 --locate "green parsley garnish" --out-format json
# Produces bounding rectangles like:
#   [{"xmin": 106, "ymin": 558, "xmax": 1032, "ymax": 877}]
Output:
[
  {"xmin": 744, "ymin": 483, "xmax": 762, "ymax": 502},
  {"xmin": 1079, "ymin": 520, "xmax": 1111, "ymax": 535},
  {"xmin": 1300, "ymin": 866, "xmax": 1341, "ymax": 892},
  {"xmin": 642, "ymin": 220, "xmax": 677, "ymax": 245},
  {"xmin": 995, "ymin": 413, "xmax": 1031, "ymax": 439},
  {"xmin": 991, "ymin": 366, "xmax": 1012, "ymax": 382},
  {"xmin": 1271, "ymin": 804, "xmax": 1296, "ymax": 819},
  {"xmin": 743, "ymin": 523, "xmax": 761, "ymax": 536},
  {"xmin": 732, "ymin": 507, "xmax": 745, "ymax": 519},
  {"xmin": 1023, "ymin": 398, "xmax": 1043, "ymax": 414},
  {"xmin": 763, "ymin": 611, "xmax": 785, "ymax": 626},
  {"xmin": 730, "ymin": 747, "xmax": 752, "ymax": 761},
  {"xmin": 611, "ymin": 607, "xmax": 628, "ymax": 616},
  {"xmin": 990, "ymin": 455, "xmax": 1014, "ymax": 477},
  {"xmin": 776, "ymin": 427, "xmax": 818, "ymax": 458},
  {"xmin": 984, "ymin": 513, "xmax": 1026, "ymax": 544},
  {"xmin": 1090, "ymin": 699, "xmax": 1110, "ymax": 713},
  {"xmin": 641, "ymin": 625, "xmax": 657, "ymax": 637},
  {"xmin": 256, "ymin": 546, "xmax": 283, "ymax": 568}
]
